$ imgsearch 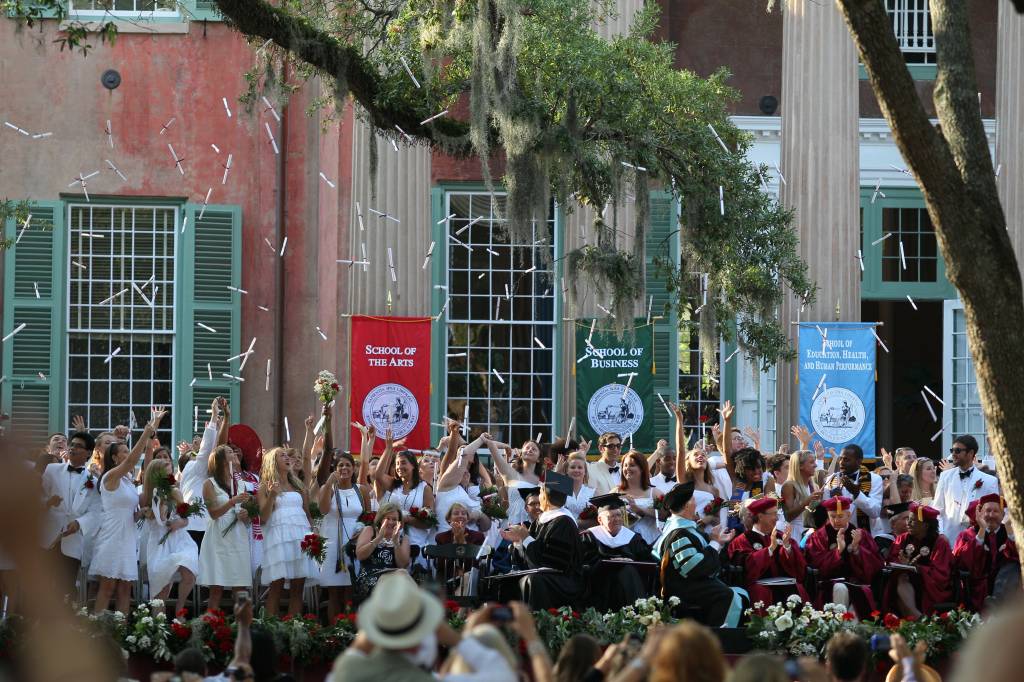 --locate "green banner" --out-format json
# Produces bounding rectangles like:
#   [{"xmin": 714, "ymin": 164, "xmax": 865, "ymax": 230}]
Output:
[{"xmin": 575, "ymin": 320, "xmax": 655, "ymax": 452}]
